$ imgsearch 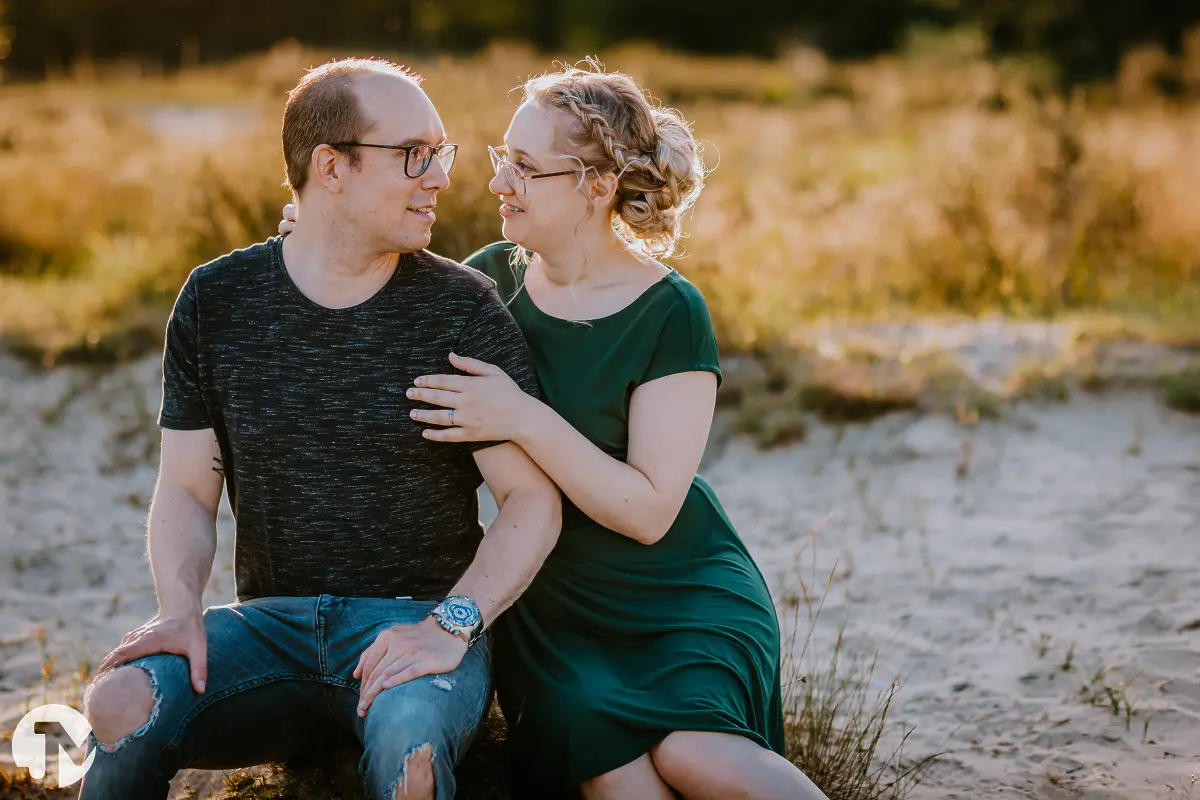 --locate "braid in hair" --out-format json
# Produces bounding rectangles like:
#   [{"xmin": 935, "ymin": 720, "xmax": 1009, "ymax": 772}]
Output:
[
  {"xmin": 563, "ymin": 95, "xmax": 630, "ymax": 174},
  {"xmin": 522, "ymin": 61, "xmax": 706, "ymax": 258}
]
